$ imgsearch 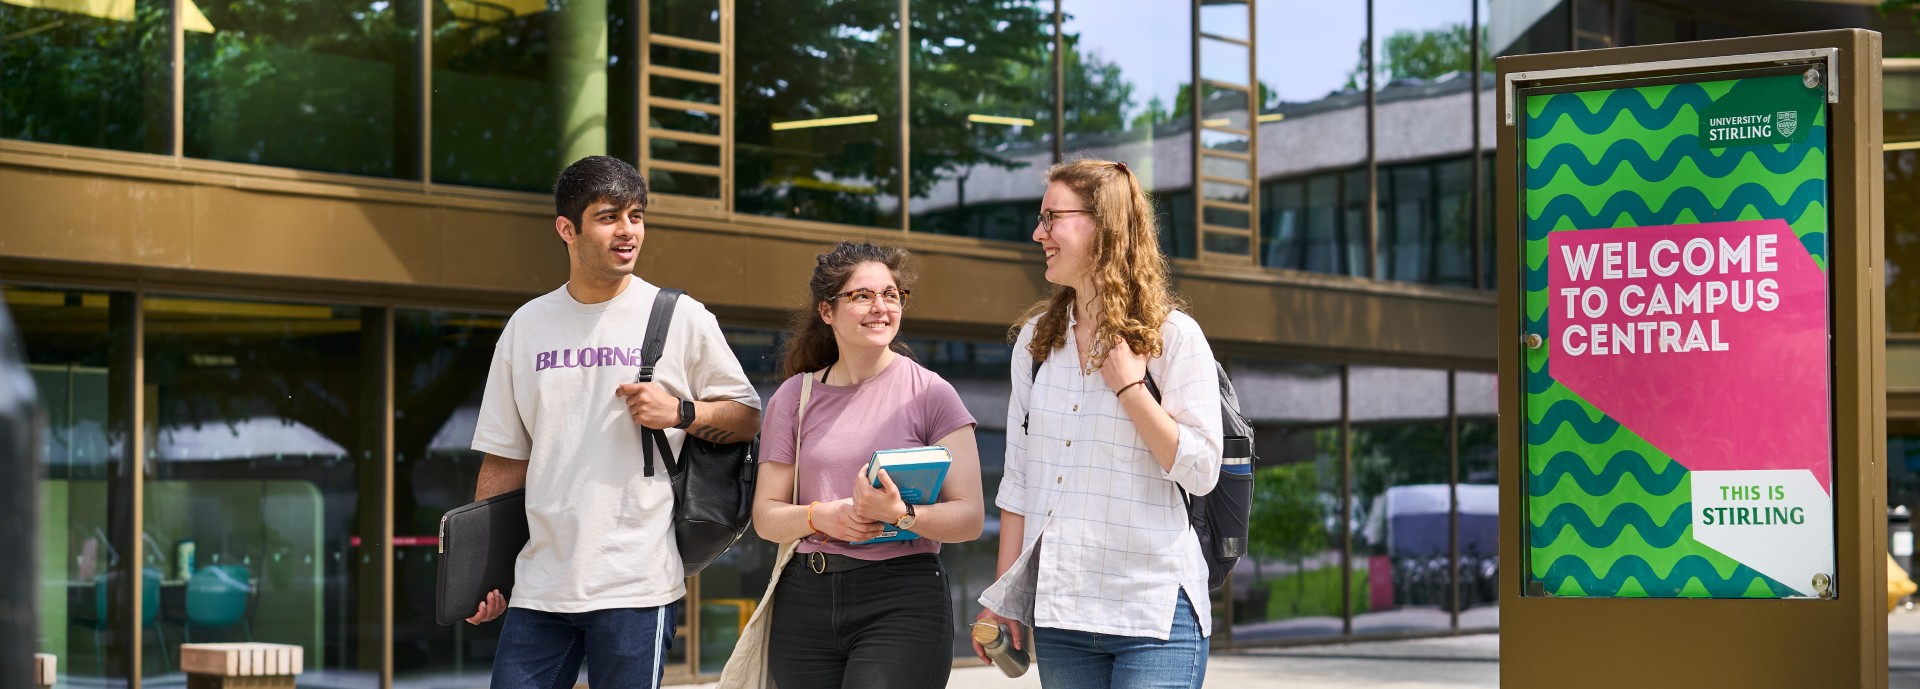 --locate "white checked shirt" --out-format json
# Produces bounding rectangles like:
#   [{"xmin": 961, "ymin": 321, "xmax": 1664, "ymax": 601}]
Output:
[{"xmin": 979, "ymin": 308, "xmax": 1224, "ymax": 640}]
